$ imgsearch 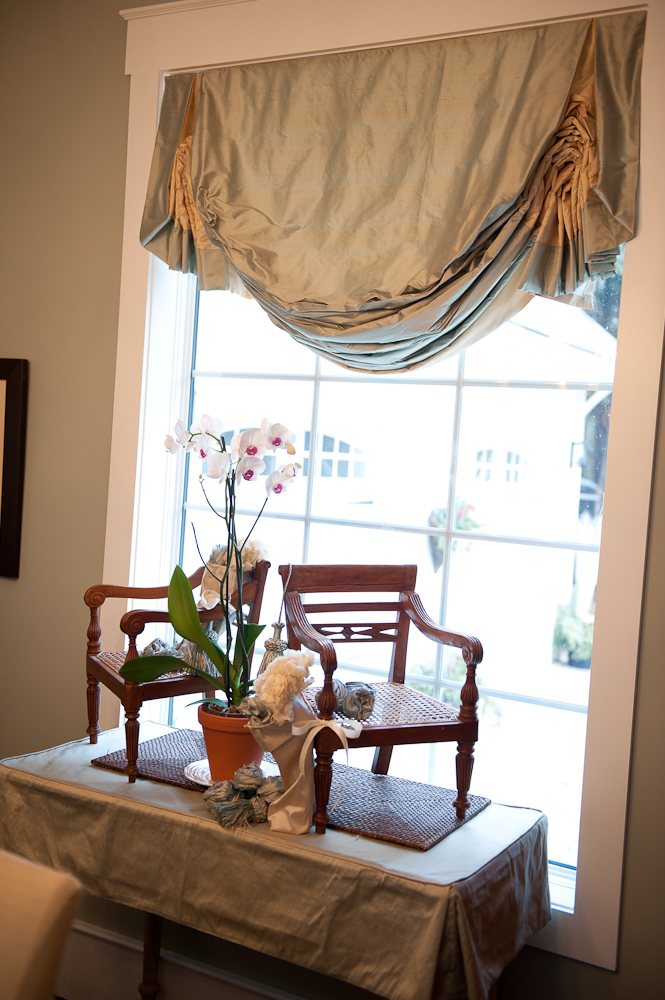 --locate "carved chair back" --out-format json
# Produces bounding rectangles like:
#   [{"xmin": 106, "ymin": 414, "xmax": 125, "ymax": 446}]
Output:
[
  {"xmin": 85, "ymin": 561, "xmax": 270, "ymax": 667},
  {"xmin": 118, "ymin": 563, "xmax": 269, "ymax": 665},
  {"xmin": 279, "ymin": 564, "xmax": 417, "ymax": 683}
]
